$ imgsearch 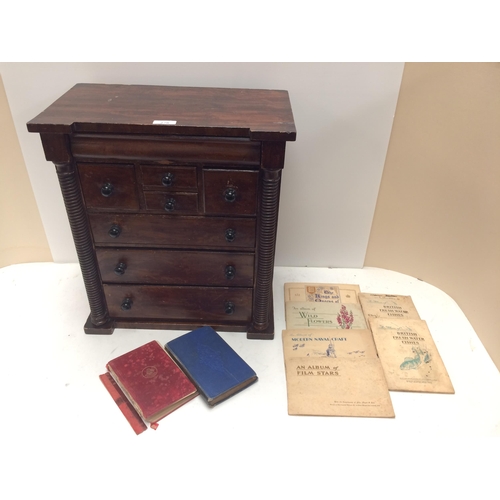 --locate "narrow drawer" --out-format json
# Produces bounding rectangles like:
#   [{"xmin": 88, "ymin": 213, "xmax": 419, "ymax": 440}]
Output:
[
  {"xmin": 78, "ymin": 163, "xmax": 140, "ymax": 211},
  {"xmin": 203, "ymin": 169, "xmax": 259, "ymax": 216},
  {"xmin": 89, "ymin": 214, "xmax": 256, "ymax": 249},
  {"xmin": 141, "ymin": 165, "xmax": 197, "ymax": 190},
  {"xmin": 71, "ymin": 134, "xmax": 261, "ymax": 165},
  {"xmin": 97, "ymin": 248, "xmax": 255, "ymax": 286},
  {"xmin": 144, "ymin": 191, "xmax": 198, "ymax": 214},
  {"xmin": 104, "ymin": 284, "xmax": 253, "ymax": 323}
]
